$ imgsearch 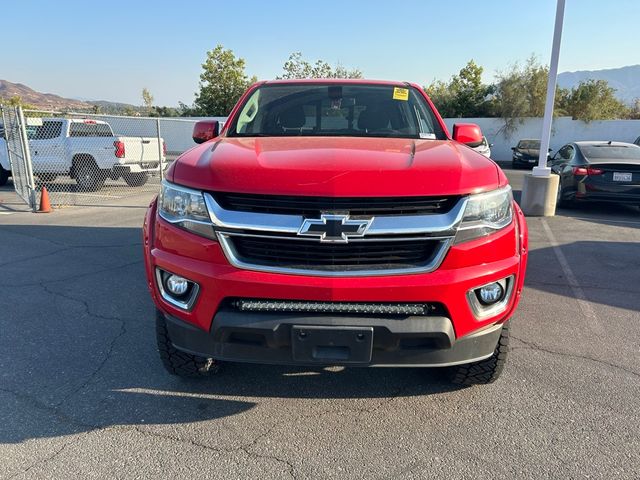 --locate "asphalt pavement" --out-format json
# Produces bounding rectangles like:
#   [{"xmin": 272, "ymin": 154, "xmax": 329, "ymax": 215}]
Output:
[{"xmin": 1, "ymin": 168, "xmax": 639, "ymax": 479}]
